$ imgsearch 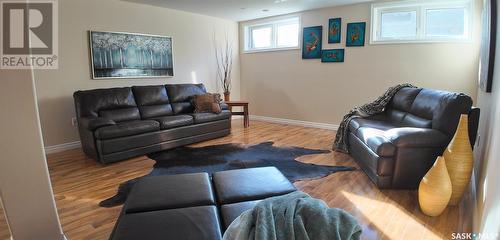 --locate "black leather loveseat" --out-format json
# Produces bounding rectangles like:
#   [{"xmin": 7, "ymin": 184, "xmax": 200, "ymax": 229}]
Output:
[
  {"xmin": 348, "ymin": 87, "xmax": 479, "ymax": 189},
  {"xmin": 74, "ymin": 84, "xmax": 231, "ymax": 163}
]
